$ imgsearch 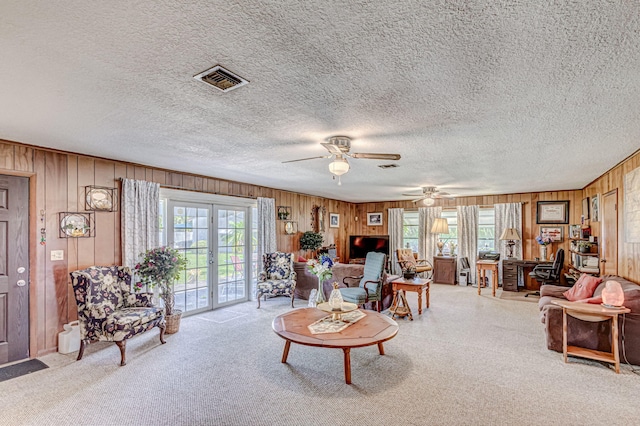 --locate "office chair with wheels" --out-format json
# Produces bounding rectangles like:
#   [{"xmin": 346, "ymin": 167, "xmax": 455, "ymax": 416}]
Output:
[{"xmin": 525, "ymin": 248, "xmax": 565, "ymax": 297}]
